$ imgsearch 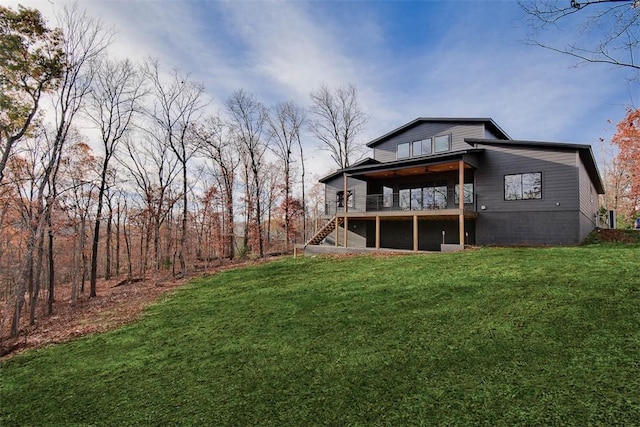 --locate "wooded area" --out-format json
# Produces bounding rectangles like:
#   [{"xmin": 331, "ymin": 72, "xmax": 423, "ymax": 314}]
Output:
[
  {"xmin": 3, "ymin": 1, "xmax": 640, "ymax": 352},
  {"xmin": 0, "ymin": 3, "xmax": 365, "ymax": 347}
]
